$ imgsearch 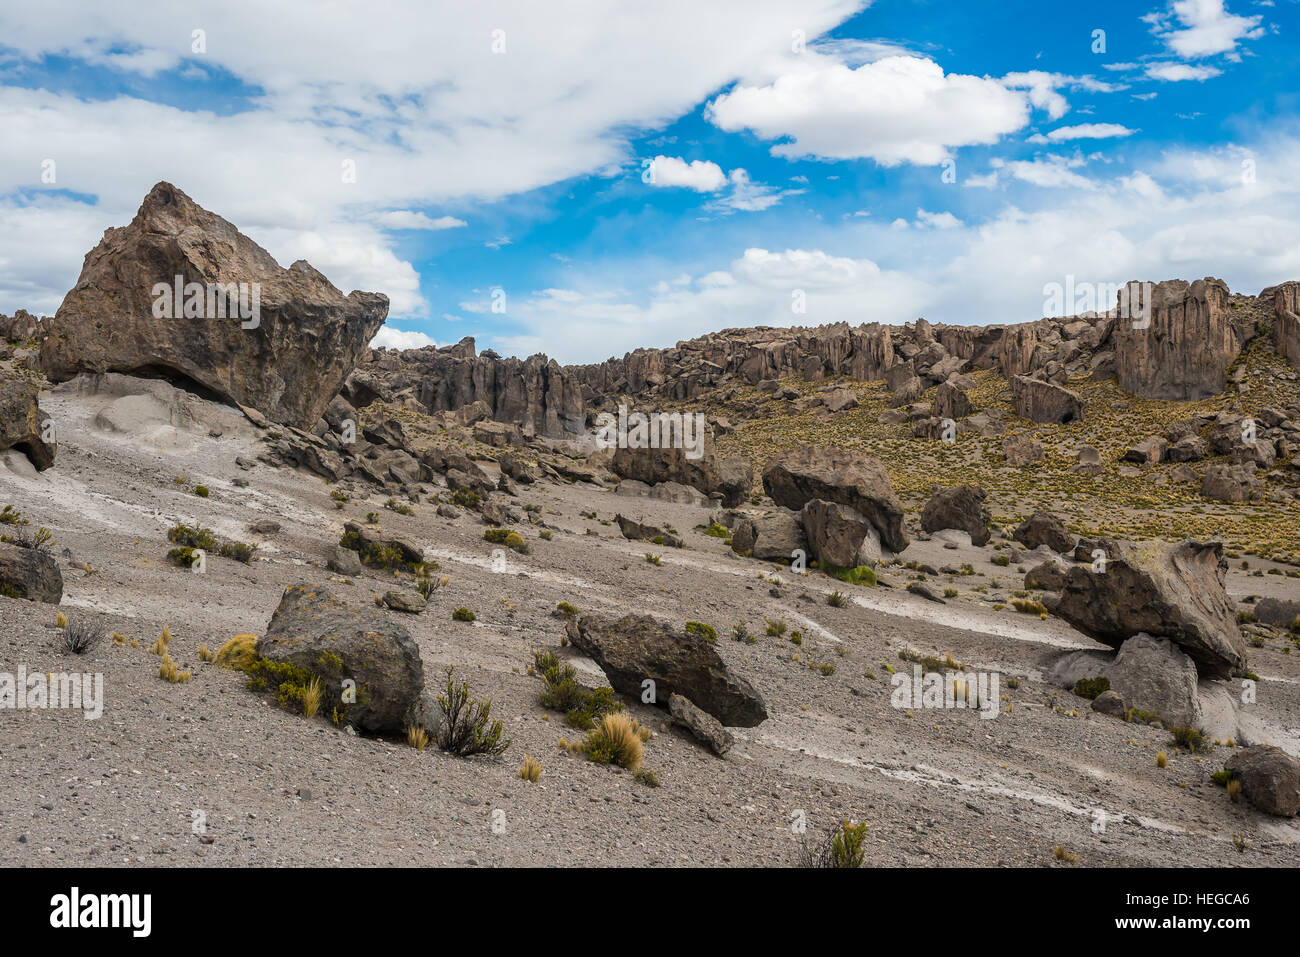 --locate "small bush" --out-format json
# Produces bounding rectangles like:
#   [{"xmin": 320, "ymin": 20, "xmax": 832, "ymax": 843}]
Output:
[
  {"xmin": 826, "ymin": 591, "xmax": 846, "ymax": 607},
  {"xmin": 1072, "ymin": 676, "xmax": 1110, "ymax": 700},
  {"xmin": 555, "ymin": 601, "xmax": 580, "ymax": 619},
  {"xmin": 798, "ymin": 819, "xmax": 869, "ymax": 868},
  {"xmin": 1052, "ymin": 845, "xmax": 1078, "ymax": 864},
  {"xmin": 407, "ymin": 725, "xmax": 430, "ymax": 751},
  {"xmin": 993, "ymin": 554, "xmax": 1011, "ymax": 567},
  {"xmin": 450, "ymin": 487, "xmax": 481, "ymax": 510},
  {"xmin": 1155, "ymin": 750, "xmax": 1168, "ymax": 768},
  {"xmin": 435, "ymin": 666, "xmax": 511, "ymax": 757},
  {"xmin": 452, "ymin": 607, "xmax": 476, "ymax": 623},
  {"xmin": 581, "ymin": 713, "xmax": 645, "ymax": 771},
  {"xmin": 702, "ymin": 522, "xmax": 729, "ymax": 538},
  {"xmin": 644, "ymin": 553, "xmax": 662, "ymax": 566},
  {"xmin": 197, "ymin": 644, "xmax": 215, "ymax": 663},
  {"xmin": 158, "ymin": 651, "xmax": 192, "ymax": 684},
  {"xmin": 518, "ymin": 756, "xmax": 542, "ymax": 782},
  {"xmin": 59, "ymin": 620, "xmax": 103, "ymax": 655},
  {"xmin": 384, "ymin": 498, "xmax": 415, "ymax": 516},
  {"xmin": 149, "ymin": 625, "xmax": 172, "ymax": 656},
  {"xmin": 685, "ymin": 621, "xmax": 717, "ymax": 642},
  {"xmin": 1011, "ymin": 597, "xmax": 1048, "ymax": 616},
  {"xmin": 218, "ymin": 540, "xmax": 258, "ymax": 564},
  {"xmin": 825, "ymin": 564, "xmax": 876, "ymax": 587},
  {"xmin": 168, "ymin": 523, "xmax": 218, "ymax": 550},
  {"xmin": 731, "ymin": 622, "xmax": 756, "ymax": 644},
  {"xmin": 765, "ymin": 619, "xmax": 787, "ymax": 637},
  {"xmin": 194, "ymin": 485, "xmax": 210, "ymax": 498},
  {"xmin": 1170, "ymin": 725, "xmax": 1206, "ymax": 752},
  {"xmin": 215, "ymin": 633, "xmax": 258, "ymax": 670}
]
